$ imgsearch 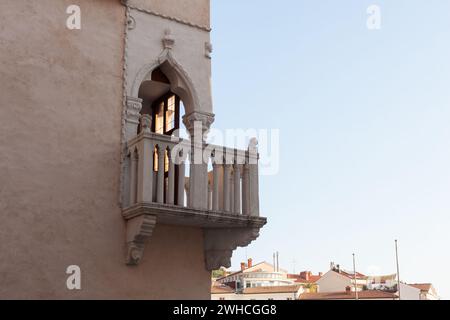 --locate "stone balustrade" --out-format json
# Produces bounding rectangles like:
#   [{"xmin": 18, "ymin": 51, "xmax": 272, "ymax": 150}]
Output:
[
  {"xmin": 121, "ymin": 114, "xmax": 265, "ymax": 268},
  {"xmin": 124, "ymin": 125, "xmax": 260, "ymax": 218}
]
